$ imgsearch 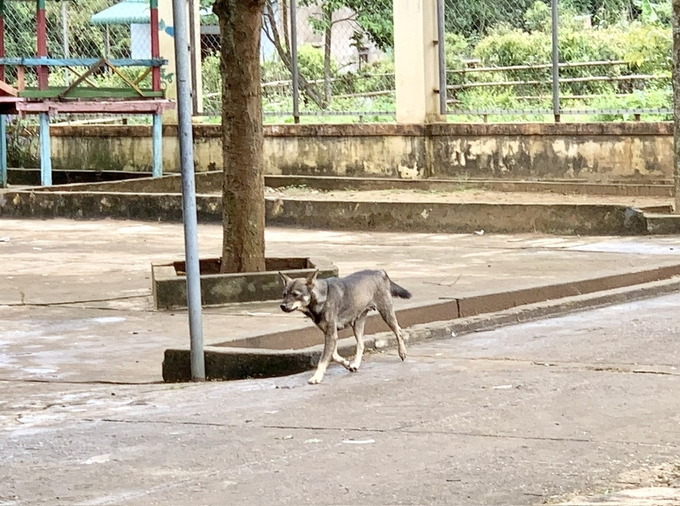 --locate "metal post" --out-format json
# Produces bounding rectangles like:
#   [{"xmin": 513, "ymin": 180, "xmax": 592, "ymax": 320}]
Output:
[
  {"xmin": 39, "ymin": 113, "xmax": 52, "ymax": 186},
  {"xmin": 152, "ymin": 113, "xmax": 162, "ymax": 177},
  {"xmin": 551, "ymin": 0, "xmax": 560, "ymax": 122},
  {"xmin": 436, "ymin": 0, "xmax": 447, "ymax": 116},
  {"xmin": 188, "ymin": 0, "xmax": 198, "ymax": 115},
  {"xmin": 290, "ymin": 0, "xmax": 300, "ymax": 124},
  {"xmin": 0, "ymin": 1, "xmax": 5, "ymax": 188},
  {"xmin": 0, "ymin": 115, "xmax": 6, "ymax": 188},
  {"xmin": 61, "ymin": 0, "xmax": 69, "ymax": 86},
  {"xmin": 36, "ymin": 0, "xmax": 48, "ymax": 90},
  {"xmin": 172, "ymin": 0, "xmax": 205, "ymax": 381},
  {"xmin": 150, "ymin": 0, "xmax": 161, "ymax": 92}
]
